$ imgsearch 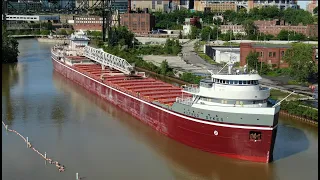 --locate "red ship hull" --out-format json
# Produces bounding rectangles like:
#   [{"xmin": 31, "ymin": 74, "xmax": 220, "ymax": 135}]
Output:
[{"xmin": 52, "ymin": 57, "xmax": 277, "ymax": 163}]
